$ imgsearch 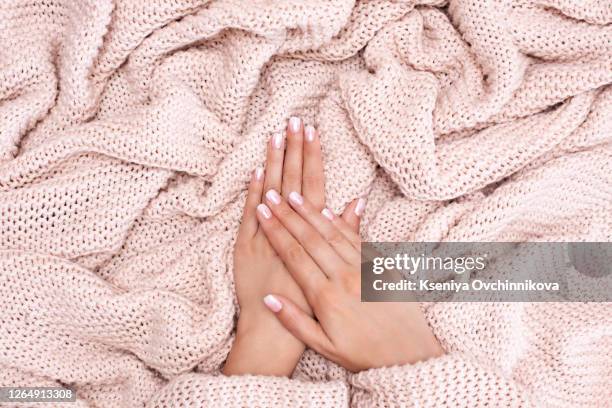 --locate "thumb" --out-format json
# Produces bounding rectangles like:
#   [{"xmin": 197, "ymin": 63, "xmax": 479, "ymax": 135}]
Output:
[{"xmin": 263, "ymin": 294, "xmax": 334, "ymax": 358}]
